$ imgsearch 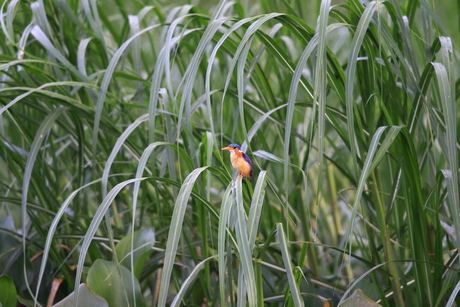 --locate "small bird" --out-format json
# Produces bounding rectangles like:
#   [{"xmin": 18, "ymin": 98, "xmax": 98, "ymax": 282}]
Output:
[{"xmin": 222, "ymin": 144, "xmax": 253, "ymax": 181}]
